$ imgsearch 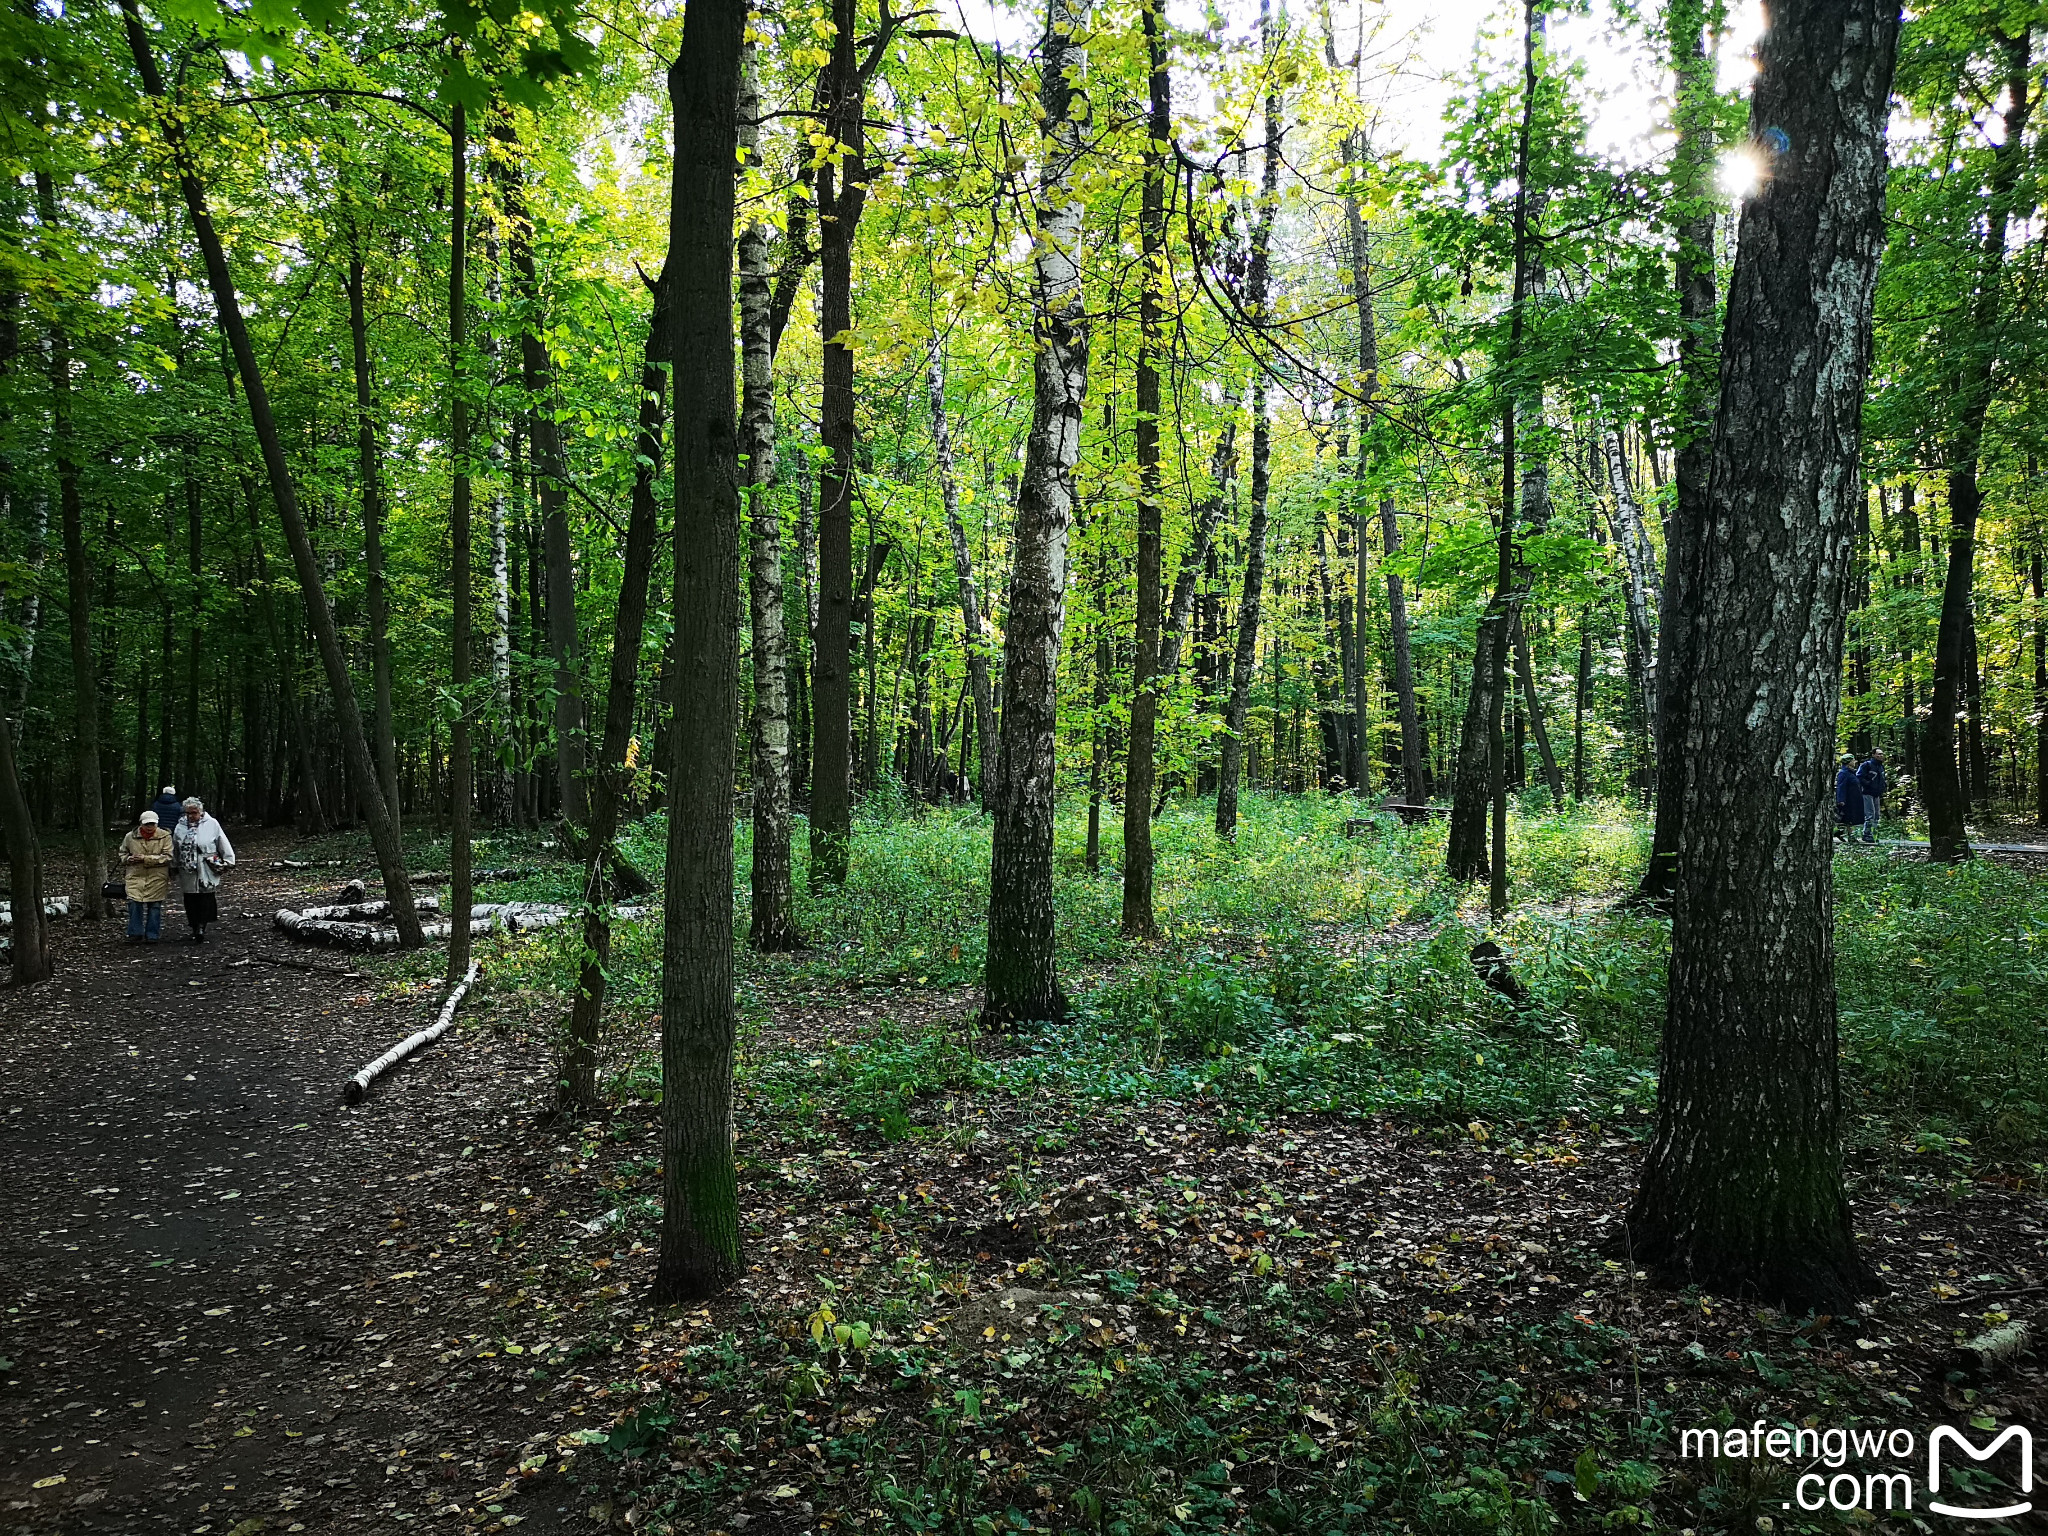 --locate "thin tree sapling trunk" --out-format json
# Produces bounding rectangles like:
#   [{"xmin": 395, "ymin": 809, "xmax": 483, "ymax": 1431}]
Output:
[{"xmin": 929, "ymin": 348, "xmax": 998, "ymax": 809}]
